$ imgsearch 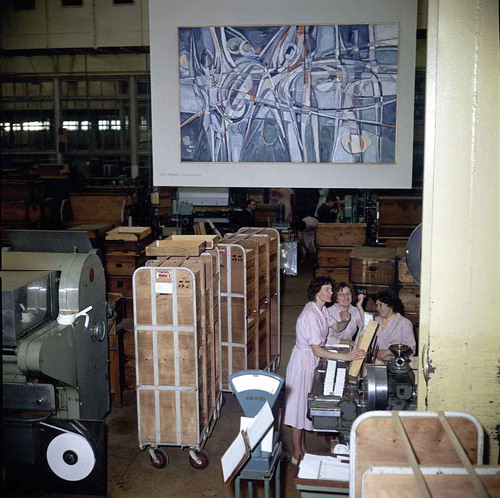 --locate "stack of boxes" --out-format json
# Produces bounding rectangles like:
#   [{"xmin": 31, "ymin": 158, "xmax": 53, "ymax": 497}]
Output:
[
  {"xmin": 105, "ymin": 226, "xmax": 153, "ymax": 318},
  {"xmin": 377, "ymin": 195, "xmax": 422, "ymax": 247},
  {"xmin": 349, "ymin": 246, "xmax": 399, "ymax": 312},
  {"xmin": 0, "ymin": 179, "xmax": 49, "ymax": 244},
  {"xmin": 315, "ymin": 223, "xmax": 367, "ymax": 283}
]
